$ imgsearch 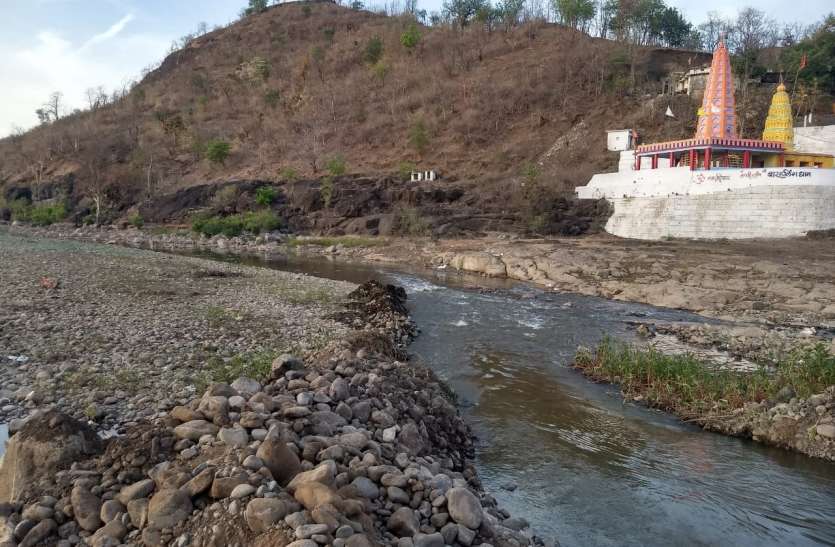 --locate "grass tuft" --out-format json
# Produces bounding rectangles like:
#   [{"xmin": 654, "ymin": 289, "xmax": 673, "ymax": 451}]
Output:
[{"xmin": 575, "ymin": 338, "xmax": 835, "ymax": 417}]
